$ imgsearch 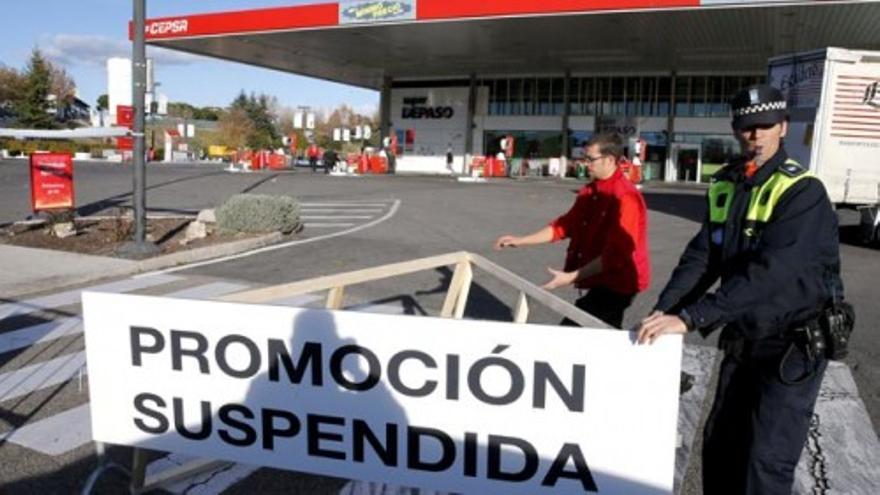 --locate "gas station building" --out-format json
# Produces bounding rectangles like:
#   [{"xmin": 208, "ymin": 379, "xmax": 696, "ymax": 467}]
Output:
[{"xmin": 144, "ymin": 0, "xmax": 880, "ymax": 182}]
